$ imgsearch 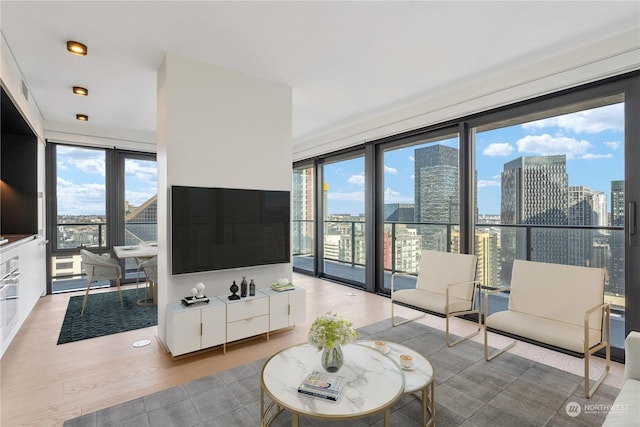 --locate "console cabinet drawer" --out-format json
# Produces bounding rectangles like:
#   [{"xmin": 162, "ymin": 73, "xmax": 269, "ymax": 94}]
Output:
[
  {"xmin": 226, "ymin": 296, "xmax": 268, "ymax": 322},
  {"xmin": 227, "ymin": 314, "xmax": 269, "ymax": 342}
]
